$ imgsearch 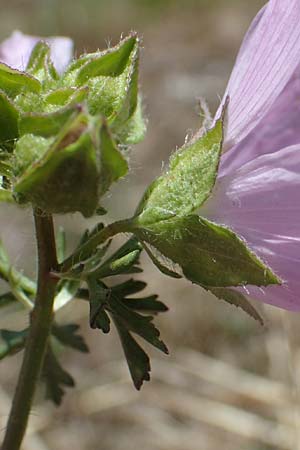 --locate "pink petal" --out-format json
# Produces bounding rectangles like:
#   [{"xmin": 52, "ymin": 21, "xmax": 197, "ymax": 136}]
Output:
[
  {"xmin": 220, "ymin": 64, "xmax": 300, "ymax": 176},
  {"xmin": 0, "ymin": 30, "xmax": 73, "ymax": 73},
  {"xmin": 202, "ymin": 144, "xmax": 300, "ymax": 310},
  {"xmin": 219, "ymin": 0, "xmax": 300, "ymax": 150}
]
